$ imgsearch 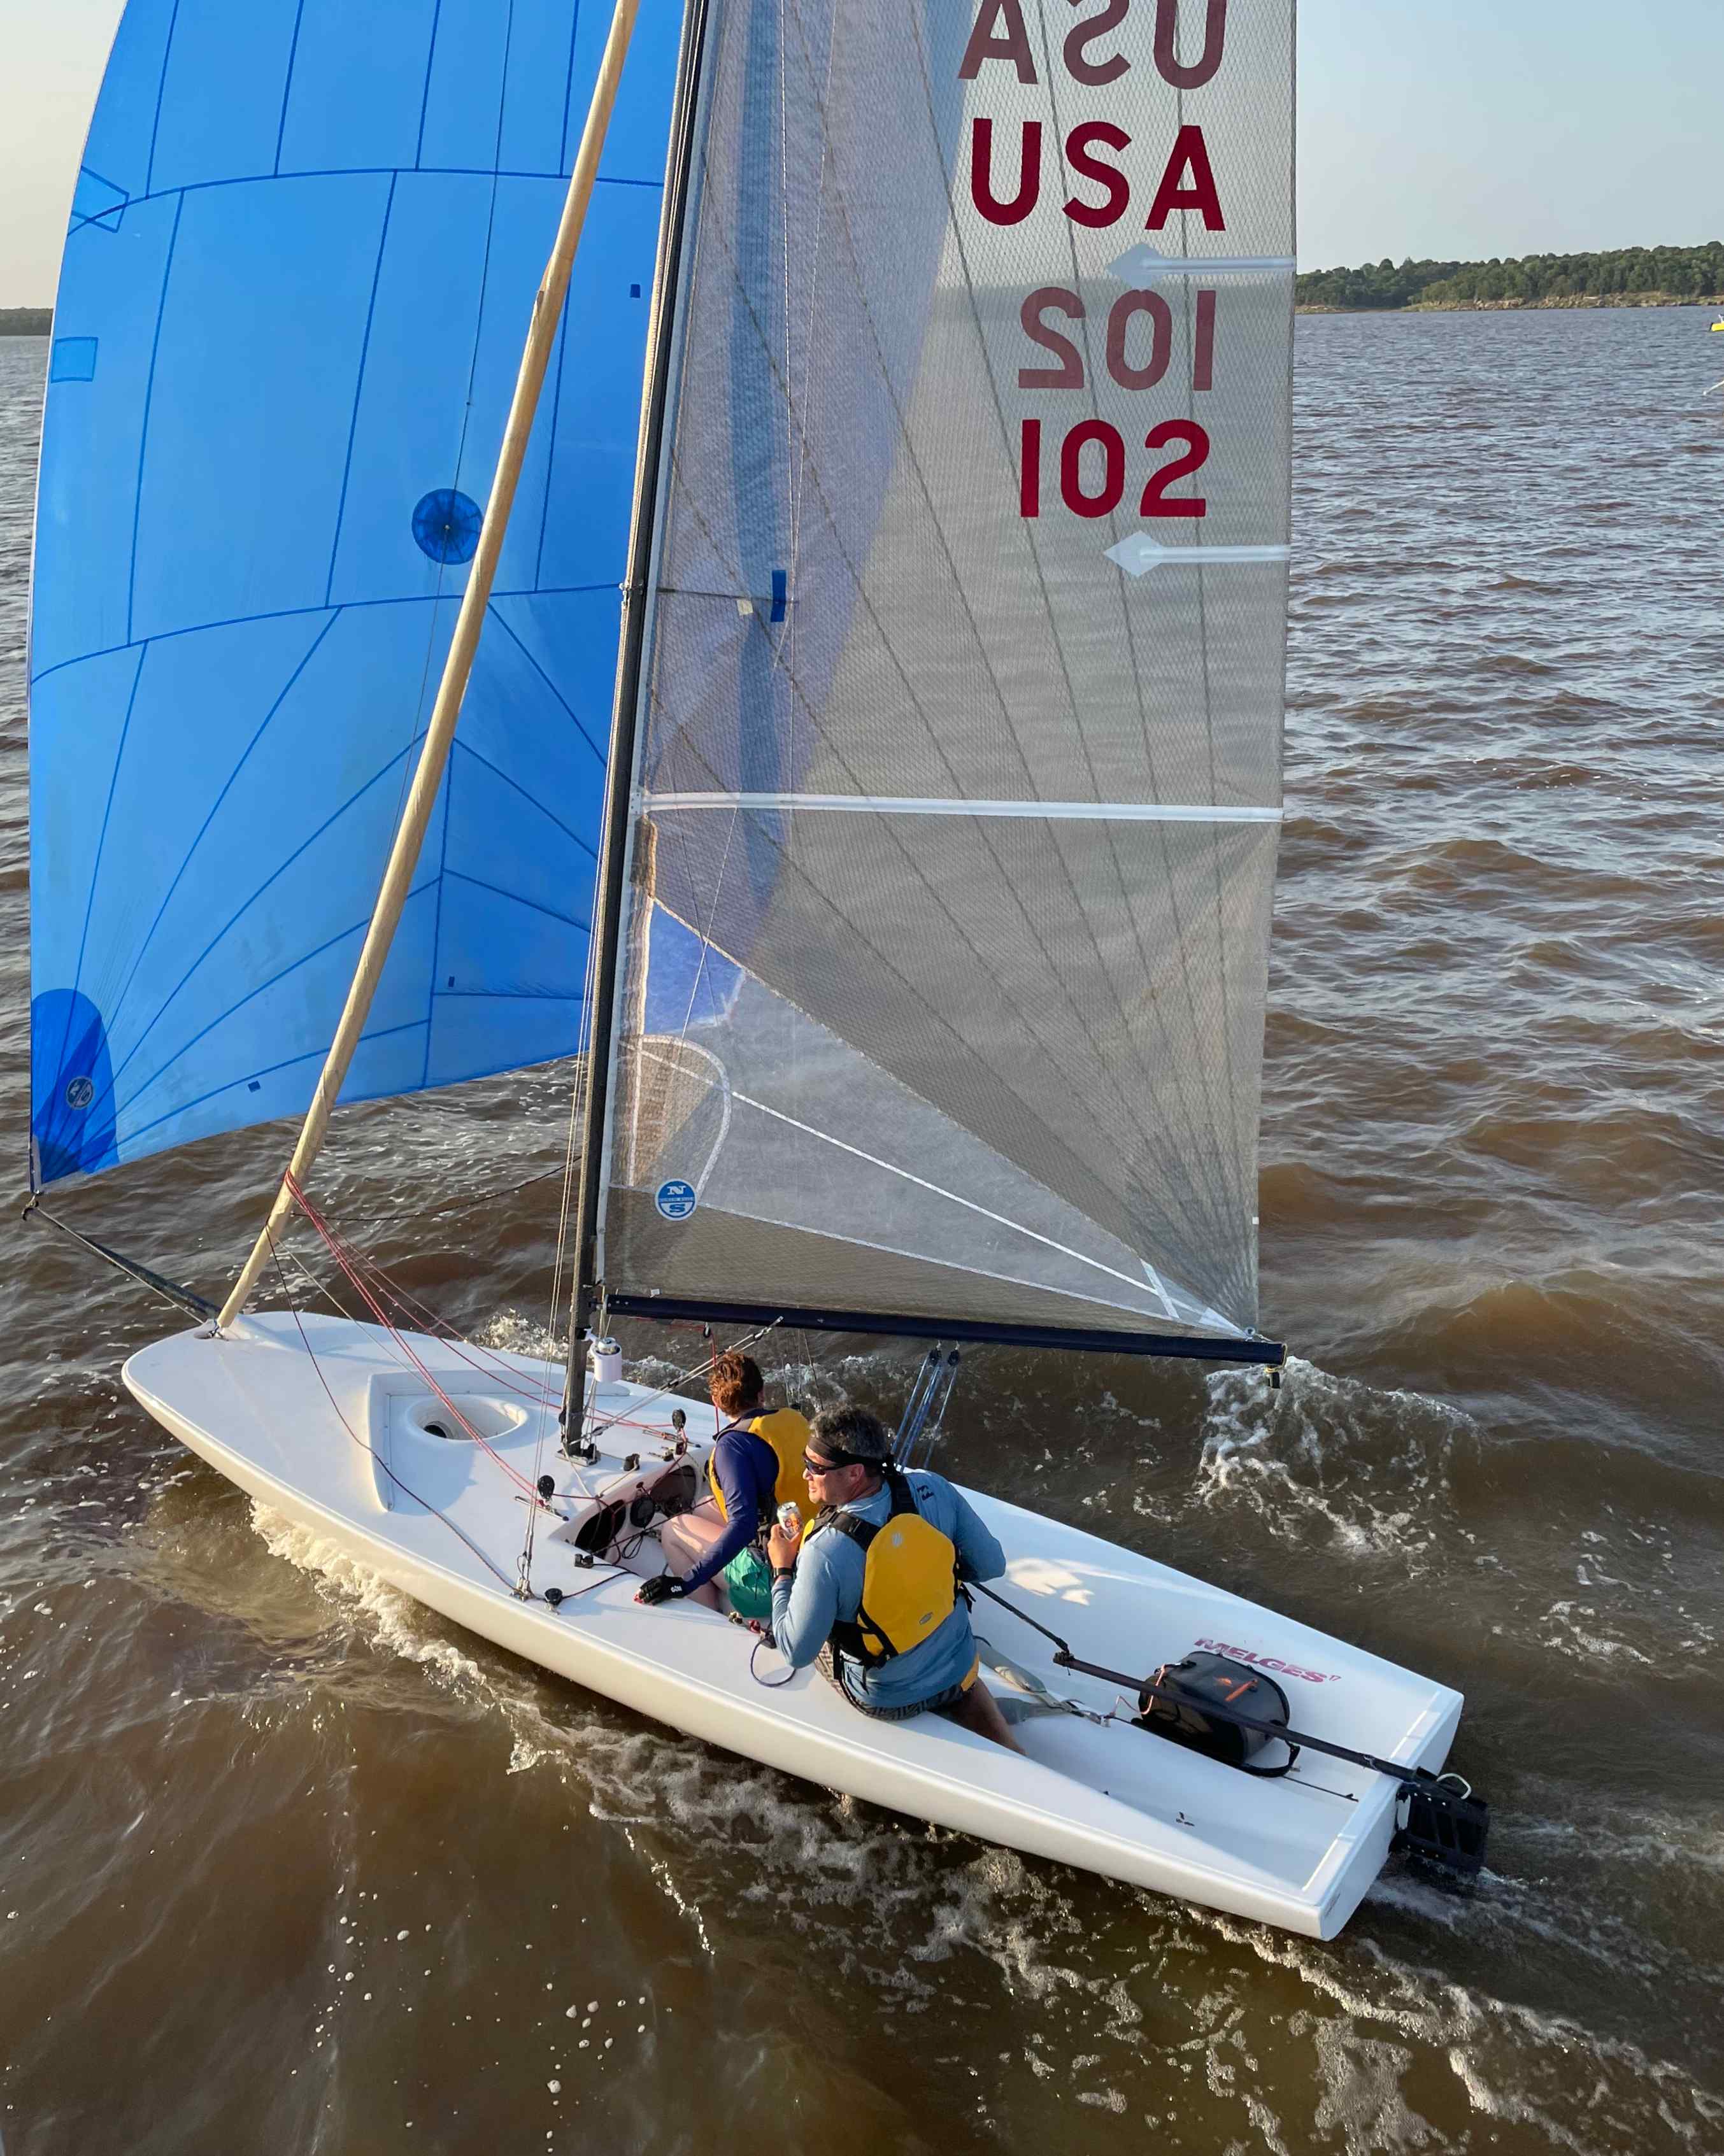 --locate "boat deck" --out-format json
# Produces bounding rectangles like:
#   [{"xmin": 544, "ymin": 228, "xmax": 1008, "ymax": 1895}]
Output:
[{"xmin": 124, "ymin": 1313, "xmax": 1463, "ymax": 1938}]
